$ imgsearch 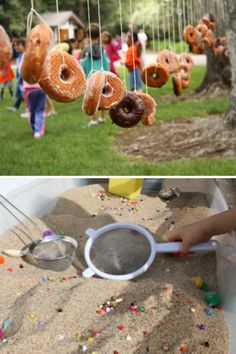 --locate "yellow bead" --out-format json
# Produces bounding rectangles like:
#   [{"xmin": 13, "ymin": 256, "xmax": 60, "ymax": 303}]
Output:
[
  {"xmin": 192, "ymin": 276, "xmax": 204, "ymax": 288},
  {"xmin": 75, "ymin": 332, "xmax": 82, "ymax": 340},
  {"xmin": 88, "ymin": 337, "xmax": 95, "ymax": 343},
  {"xmin": 29, "ymin": 312, "xmax": 37, "ymax": 319}
]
